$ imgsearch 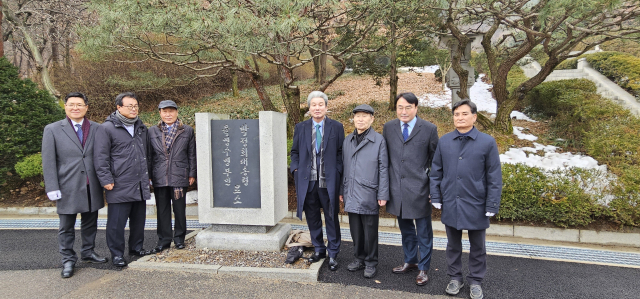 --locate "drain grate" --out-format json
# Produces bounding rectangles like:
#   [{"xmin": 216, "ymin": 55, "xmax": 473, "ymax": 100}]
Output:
[{"xmin": 2, "ymin": 219, "xmax": 638, "ymax": 267}]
